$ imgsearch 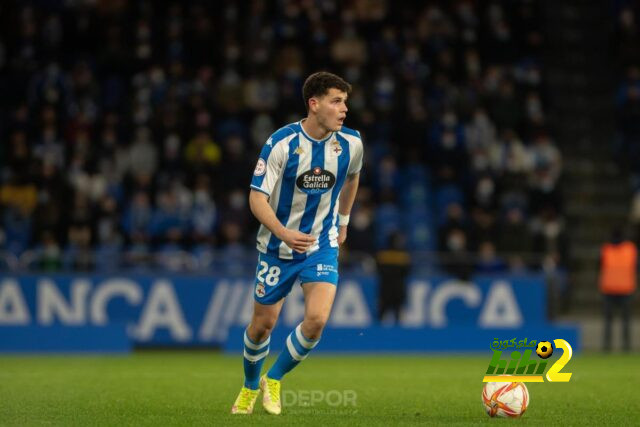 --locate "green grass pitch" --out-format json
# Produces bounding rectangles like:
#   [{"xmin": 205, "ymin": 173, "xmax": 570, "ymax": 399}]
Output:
[{"xmin": 0, "ymin": 352, "xmax": 638, "ymax": 426}]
